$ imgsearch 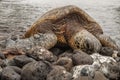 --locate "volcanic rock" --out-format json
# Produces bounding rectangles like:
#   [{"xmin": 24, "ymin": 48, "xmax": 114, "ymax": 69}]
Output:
[
  {"xmin": 72, "ymin": 50, "xmax": 93, "ymax": 65},
  {"xmin": 47, "ymin": 65, "xmax": 72, "ymax": 80},
  {"xmin": 1, "ymin": 66, "xmax": 21, "ymax": 80},
  {"xmin": 21, "ymin": 61, "xmax": 52, "ymax": 80},
  {"xmin": 13, "ymin": 55, "xmax": 35, "ymax": 68},
  {"xmin": 54, "ymin": 57, "xmax": 73, "ymax": 71}
]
